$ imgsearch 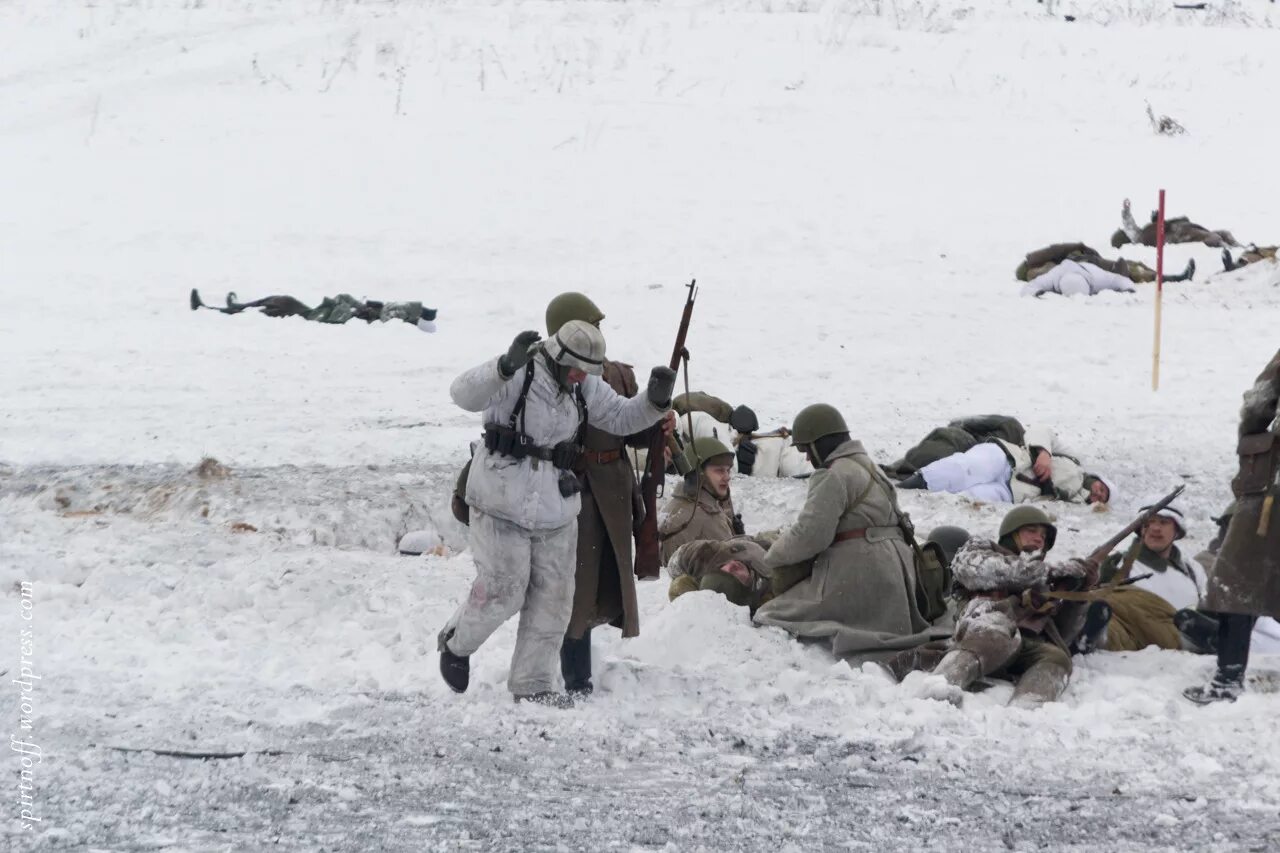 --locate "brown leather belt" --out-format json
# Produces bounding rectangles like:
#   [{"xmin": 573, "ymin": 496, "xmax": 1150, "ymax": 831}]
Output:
[
  {"xmin": 582, "ymin": 448, "xmax": 623, "ymax": 465},
  {"xmin": 831, "ymin": 526, "xmax": 903, "ymax": 545}
]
